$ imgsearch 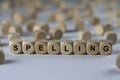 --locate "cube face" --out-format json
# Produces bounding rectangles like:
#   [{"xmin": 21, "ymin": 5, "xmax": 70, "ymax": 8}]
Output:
[
  {"xmin": 116, "ymin": 54, "xmax": 120, "ymax": 70},
  {"xmin": 56, "ymin": 22, "xmax": 67, "ymax": 33},
  {"xmin": 1, "ymin": 24, "xmax": 10, "ymax": 35},
  {"xmin": 47, "ymin": 41, "xmax": 60, "ymax": 55},
  {"xmin": 78, "ymin": 31, "xmax": 91, "ymax": 40},
  {"xmin": 104, "ymin": 31, "xmax": 117, "ymax": 45},
  {"xmin": 35, "ymin": 40, "xmax": 47, "ymax": 54},
  {"xmin": 40, "ymin": 23, "xmax": 49, "ymax": 33},
  {"xmin": 99, "ymin": 41, "xmax": 112, "ymax": 55},
  {"xmin": 9, "ymin": 40, "xmax": 22, "ymax": 54},
  {"xmin": 27, "ymin": 21, "xmax": 36, "ymax": 32},
  {"xmin": 8, "ymin": 33, "xmax": 20, "ymax": 41},
  {"xmin": 90, "ymin": 16, "xmax": 100, "ymax": 25},
  {"xmin": 74, "ymin": 21, "xmax": 84, "ymax": 31},
  {"xmin": 0, "ymin": 49, "xmax": 5, "ymax": 64},
  {"xmin": 73, "ymin": 41, "xmax": 86, "ymax": 55},
  {"xmin": 49, "ymin": 29, "xmax": 63, "ymax": 39},
  {"xmin": 86, "ymin": 41, "xmax": 99, "ymax": 55},
  {"xmin": 22, "ymin": 41, "xmax": 34, "ymax": 54},
  {"xmin": 61, "ymin": 40, "xmax": 73, "ymax": 55},
  {"xmin": 34, "ymin": 30, "xmax": 47, "ymax": 41}
]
